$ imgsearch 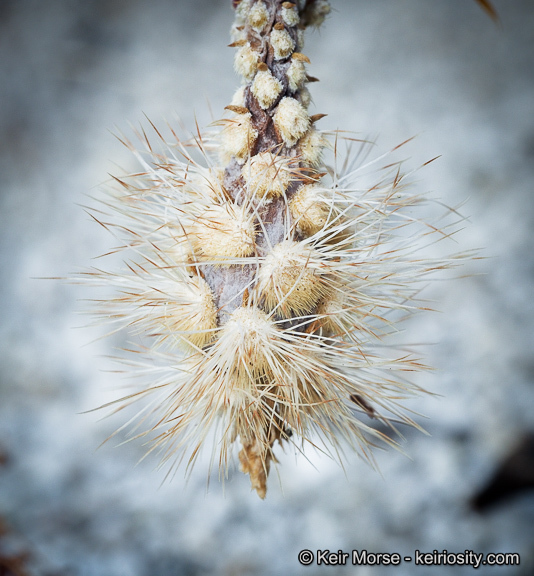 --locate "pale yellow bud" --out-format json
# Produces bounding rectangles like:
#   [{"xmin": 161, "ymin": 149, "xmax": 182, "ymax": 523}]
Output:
[
  {"xmin": 221, "ymin": 111, "xmax": 258, "ymax": 163},
  {"xmin": 251, "ymin": 68, "xmax": 283, "ymax": 109},
  {"xmin": 289, "ymin": 184, "xmax": 330, "ymax": 236},
  {"xmin": 282, "ymin": 4, "xmax": 300, "ymax": 27},
  {"xmin": 257, "ymin": 240, "xmax": 325, "ymax": 316},
  {"xmin": 287, "ymin": 58, "xmax": 307, "ymax": 92},
  {"xmin": 192, "ymin": 202, "xmax": 256, "ymax": 261},
  {"xmin": 273, "ymin": 97, "xmax": 310, "ymax": 146},
  {"xmin": 235, "ymin": 0, "xmax": 252, "ymax": 24},
  {"xmin": 242, "ymin": 152, "xmax": 292, "ymax": 199},
  {"xmin": 163, "ymin": 275, "xmax": 218, "ymax": 349},
  {"xmin": 248, "ymin": 1, "xmax": 269, "ymax": 32},
  {"xmin": 298, "ymin": 127, "xmax": 327, "ymax": 167},
  {"xmin": 234, "ymin": 43, "xmax": 260, "ymax": 81},
  {"xmin": 270, "ymin": 28, "xmax": 295, "ymax": 60},
  {"xmin": 221, "ymin": 306, "xmax": 276, "ymax": 376}
]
